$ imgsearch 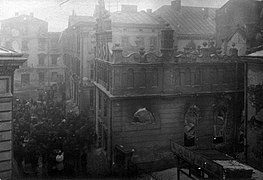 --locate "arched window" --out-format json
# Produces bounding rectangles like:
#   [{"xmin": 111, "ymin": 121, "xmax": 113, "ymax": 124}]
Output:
[
  {"xmin": 213, "ymin": 106, "xmax": 227, "ymax": 144},
  {"xmin": 194, "ymin": 68, "xmax": 201, "ymax": 85},
  {"xmin": 138, "ymin": 68, "xmax": 146, "ymax": 87},
  {"xmin": 184, "ymin": 104, "xmax": 200, "ymax": 146},
  {"xmin": 152, "ymin": 68, "xmax": 158, "ymax": 87},
  {"xmin": 127, "ymin": 68, "xmax": 134, "ymax": 88},
  {"xmin": 185, "ymin": 68, "xmax": 191, "ymax": 85}
]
